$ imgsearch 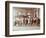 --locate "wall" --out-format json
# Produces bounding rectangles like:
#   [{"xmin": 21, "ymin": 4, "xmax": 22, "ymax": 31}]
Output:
[{"xmin": 0, "ymin": 0, "xmax": 46, "ymax": 38}]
